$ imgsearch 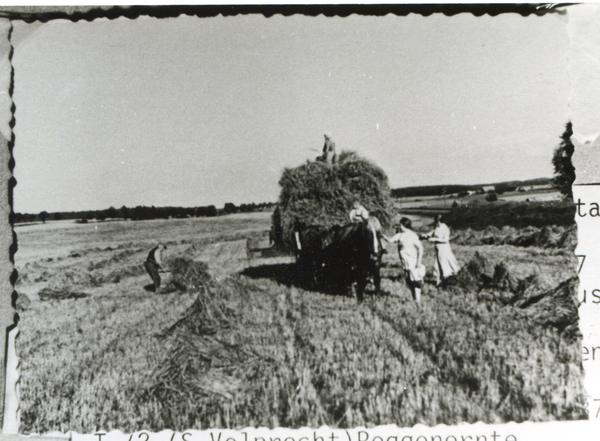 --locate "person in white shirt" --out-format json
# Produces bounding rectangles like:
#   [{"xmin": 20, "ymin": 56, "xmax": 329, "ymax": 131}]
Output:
[
  {"xmin": 423, "ymin": 215, "xmax": 460, "ymax": 286},
  {"xmin": 349, "ymin": 201, "xmax": 382, "ymax": 254},
  {"xmin": 383, "ymin": 217, "xmax": 425, "ymax": 303},
  {"xmin": 349, "ymin": 201, "xmax": 369, "ymax": 223}
]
